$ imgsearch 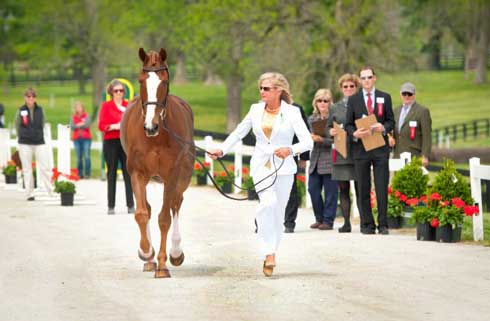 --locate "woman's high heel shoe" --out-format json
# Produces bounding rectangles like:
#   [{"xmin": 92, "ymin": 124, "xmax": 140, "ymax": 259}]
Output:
[{"xmin": 263, "ymin": 260, "xmax": 274, "ymax": 277}]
